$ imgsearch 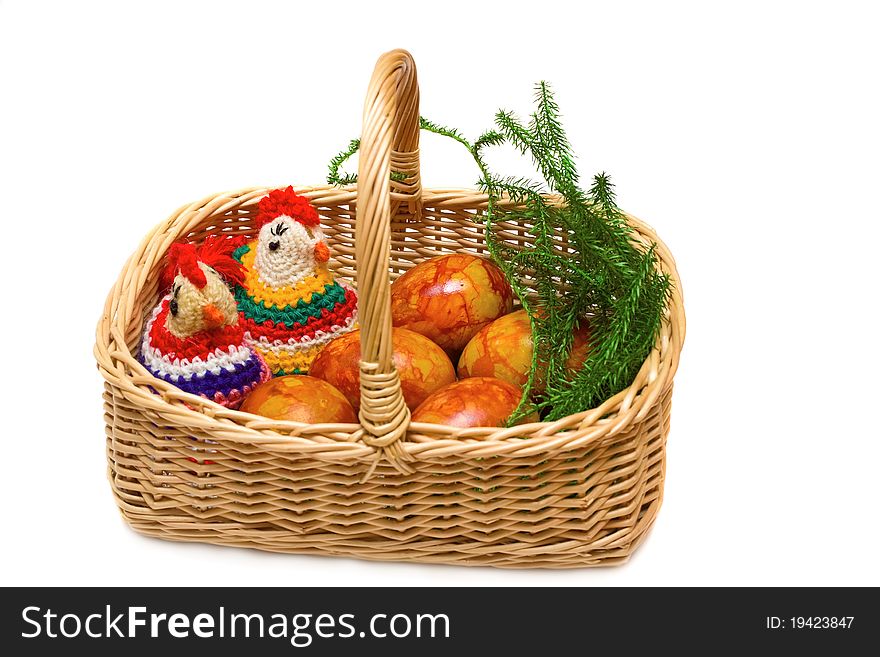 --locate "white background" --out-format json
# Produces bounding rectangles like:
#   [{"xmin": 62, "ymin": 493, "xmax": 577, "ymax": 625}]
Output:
[{"xmin": 1, "ymin": 0, "xmax": 878, "ymax": 587}]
